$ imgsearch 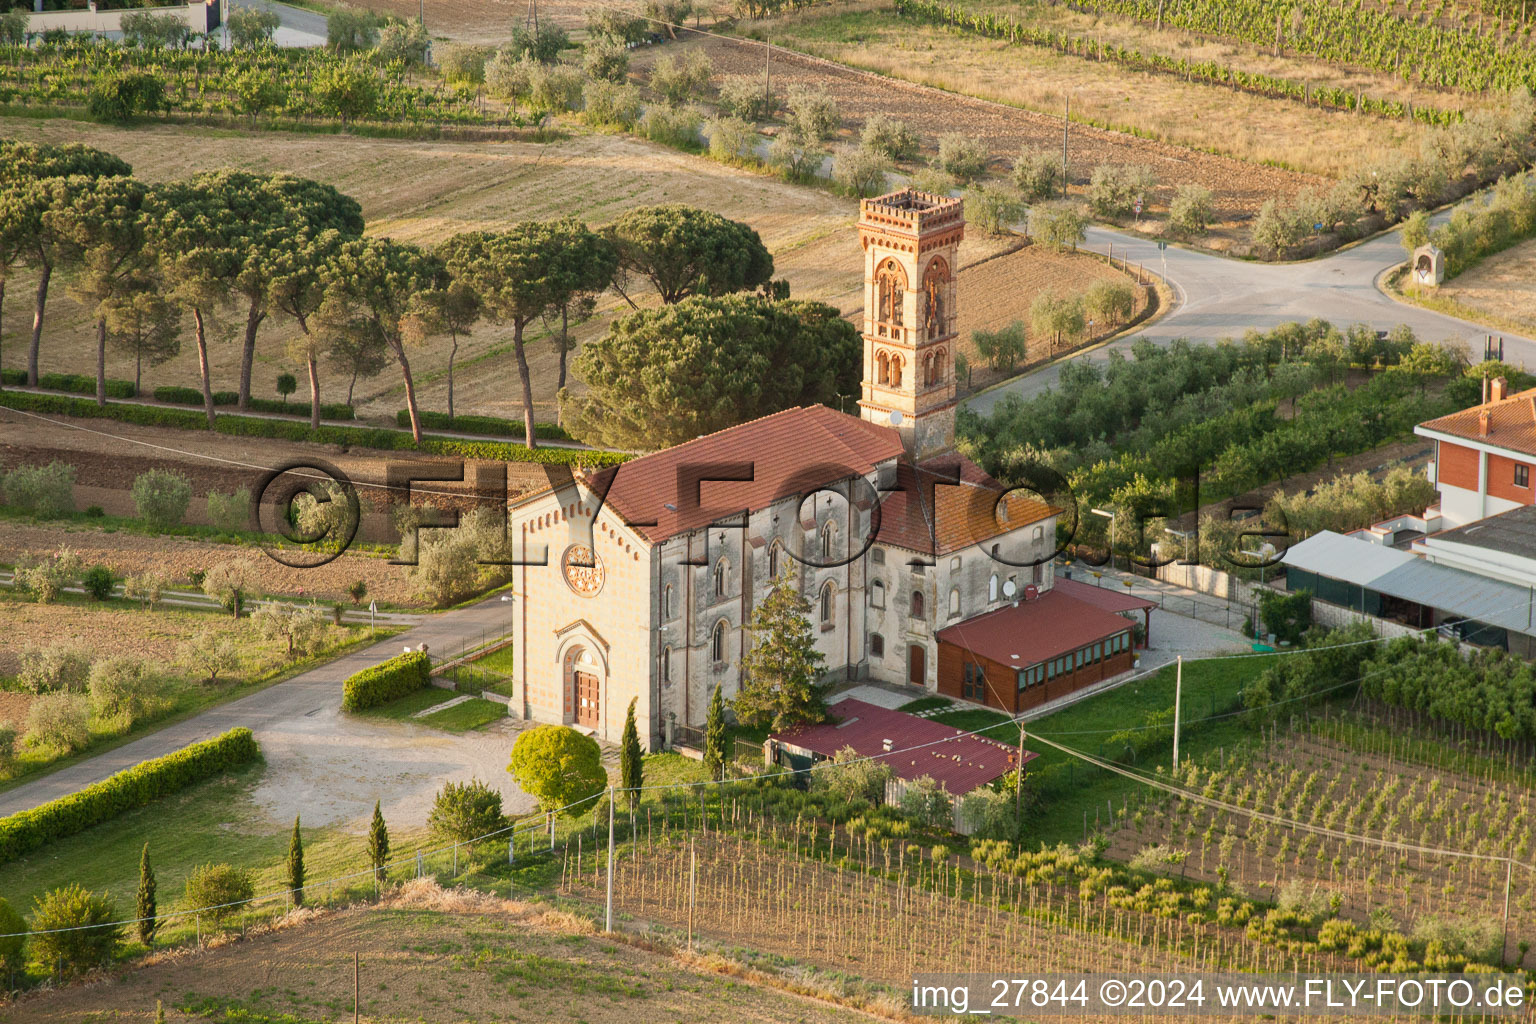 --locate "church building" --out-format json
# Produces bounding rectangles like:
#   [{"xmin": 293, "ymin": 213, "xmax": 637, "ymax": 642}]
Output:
[{"xmin": 504, "ymin": 189, "xmax": 1138, "ymax": 749}]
